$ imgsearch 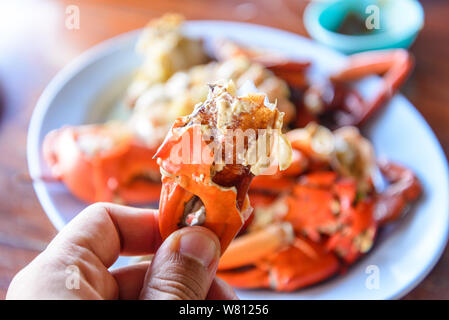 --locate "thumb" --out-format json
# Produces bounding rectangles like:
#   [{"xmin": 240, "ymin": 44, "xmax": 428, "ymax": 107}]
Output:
[{"xmin": 140, "ymin": 226, "xmax": 221, "ymax": 300}]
